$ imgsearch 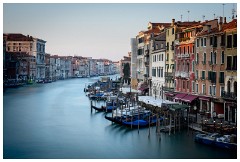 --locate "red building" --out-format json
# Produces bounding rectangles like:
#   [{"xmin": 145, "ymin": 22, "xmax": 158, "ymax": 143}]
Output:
[{"xmin": 174, "ymin": 24, "xmax": 200, "ymax": 94}]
